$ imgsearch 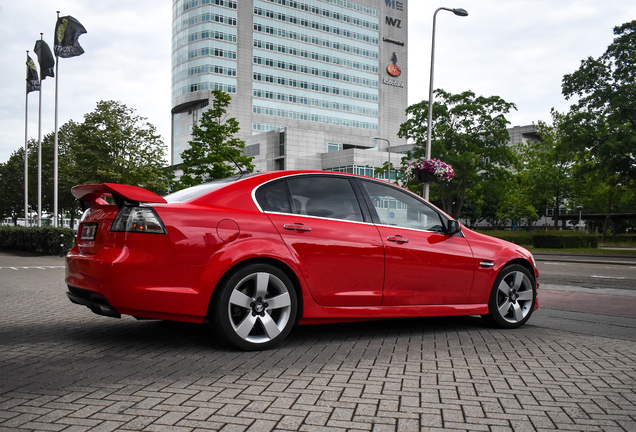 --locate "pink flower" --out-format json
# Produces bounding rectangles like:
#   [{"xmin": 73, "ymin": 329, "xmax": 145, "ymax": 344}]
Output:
[{"xmin": 406, "ymin": 159, "xmax": 454, "ymax": 182}]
